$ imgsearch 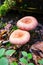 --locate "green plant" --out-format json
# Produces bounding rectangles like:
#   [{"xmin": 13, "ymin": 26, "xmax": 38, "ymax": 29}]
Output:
[
  {"xmin": 0, "ymin": 0, "xmax": 16, "ymax": 16},
  {"xmin": 0, "ymin": 48, "xmax": 16, "ymax": 57},
  {"xmin": 12, "ymin": 26, "xmax": 18, "ymax": 30},
  {"xmin": 0, "ymin": 48, "xmax": 6, "ymax": 57},
  {"xmin": 20, "ymin": 57, "xmax": 28, "ymax": 64},
  {"xmin": 0, "ymin": 21, "xmax": 6, "ymax": 29},
  {"xmin": 38, "ymin": 59, "xmax": 43, "ymax": 65},
  {"xmin": 5, "ymin": 49, "xmax": 16, "ymax": 56},
  {"xmin": 6, "ymin": 42, "xmax": 11, "ymax": 47},
  {"xmin": 10, "ymin": 61, "xmax": 18, "ymax": 65},
  {"xmin": 27, "ymin": 63, "xmax": 34, "ymax": 65},
  {"xmin": 0, "ymin": 57, "xmax": 9, "ymax": 65},
  {"xmin": 0, "ymin": 48, "xmax": 16, "ymax": 65},
  {"xmin": 19, "ymin": 51, "xmax": 34, "ymax": 65}
]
